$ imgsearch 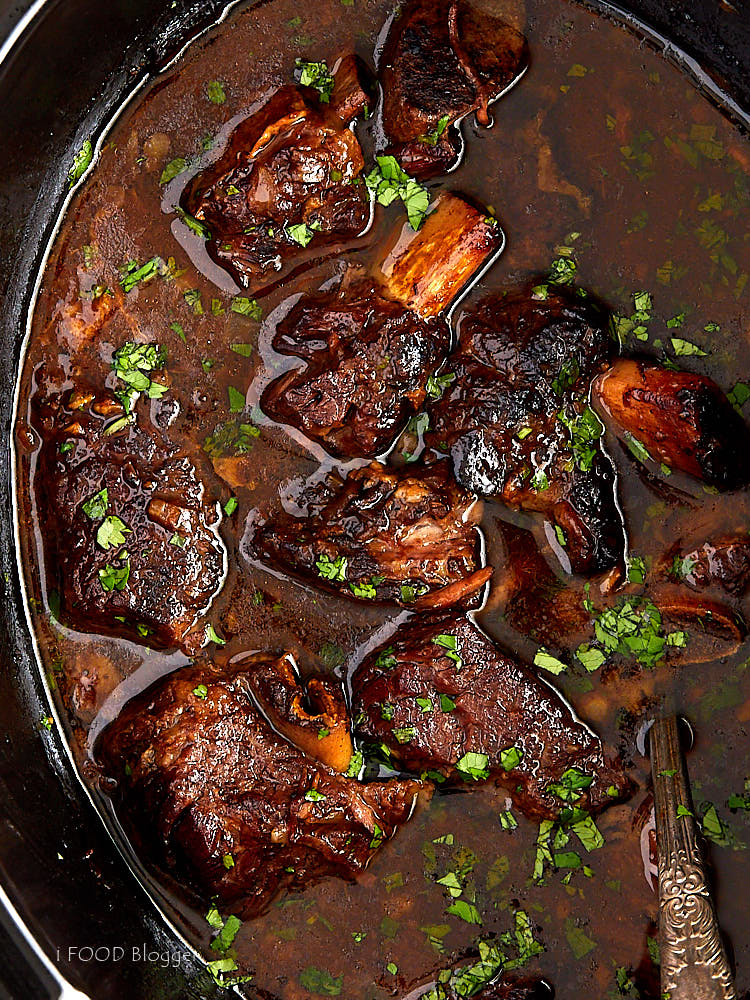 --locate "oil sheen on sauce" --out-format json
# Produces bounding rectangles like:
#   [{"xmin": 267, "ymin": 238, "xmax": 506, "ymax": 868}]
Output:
[{"xmin": 13, "ymin": 0, "xmax": 750, "ymax": 997}]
